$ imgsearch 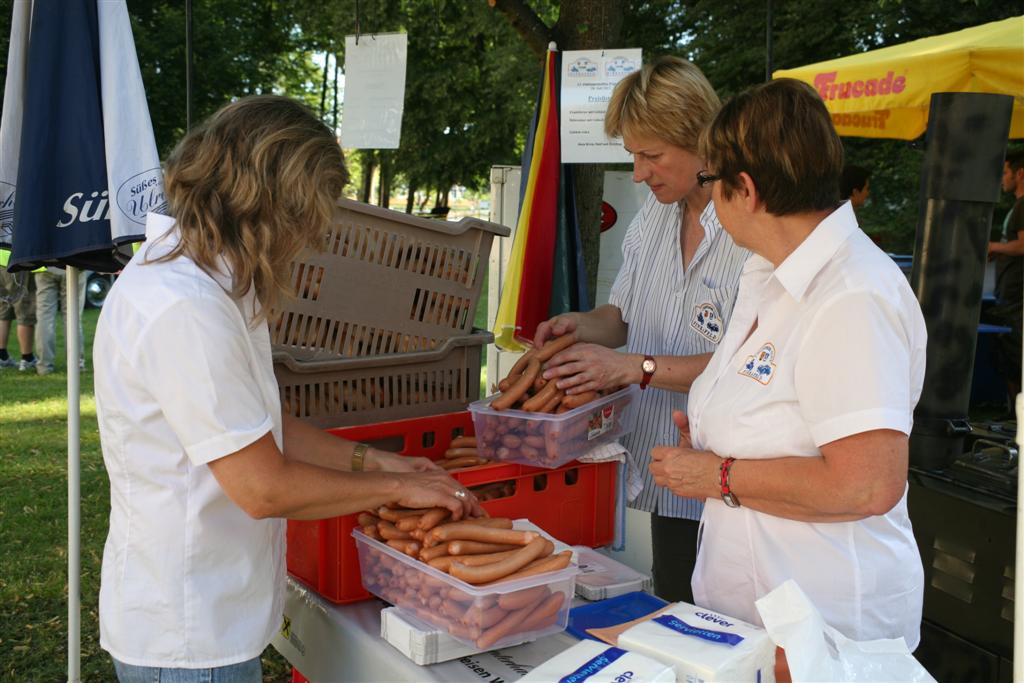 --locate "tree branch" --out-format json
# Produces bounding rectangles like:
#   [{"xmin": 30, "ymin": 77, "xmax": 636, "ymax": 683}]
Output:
[{"xmin": 488, "ymin": 0, "xmax": 553, "ymax": 58}]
